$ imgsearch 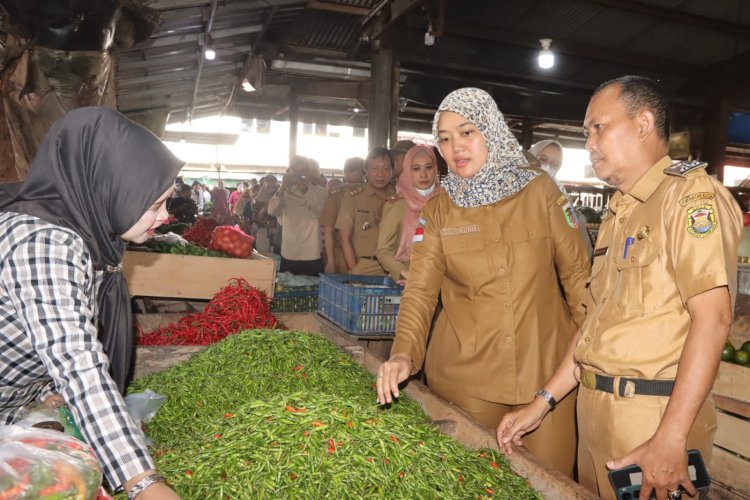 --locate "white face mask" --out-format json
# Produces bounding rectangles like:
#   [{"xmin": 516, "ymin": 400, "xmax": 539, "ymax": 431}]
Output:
[
  {"xmin": 540, "ymin": 163, "xmax": 557, "ymax": 178},
  {"xmin": 416, "ymin": 185, "xmax": 435, "ymax": 197}
]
